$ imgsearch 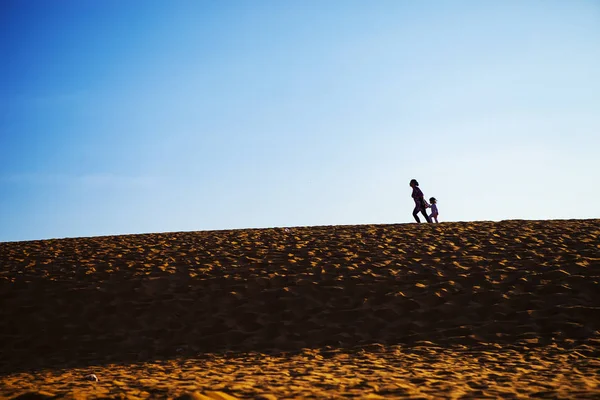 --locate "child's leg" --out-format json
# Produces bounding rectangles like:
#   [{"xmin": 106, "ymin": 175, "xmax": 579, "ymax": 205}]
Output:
[{"xmin": 429, "ymin": 212, "xmax": 438, "ymax": 223}]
